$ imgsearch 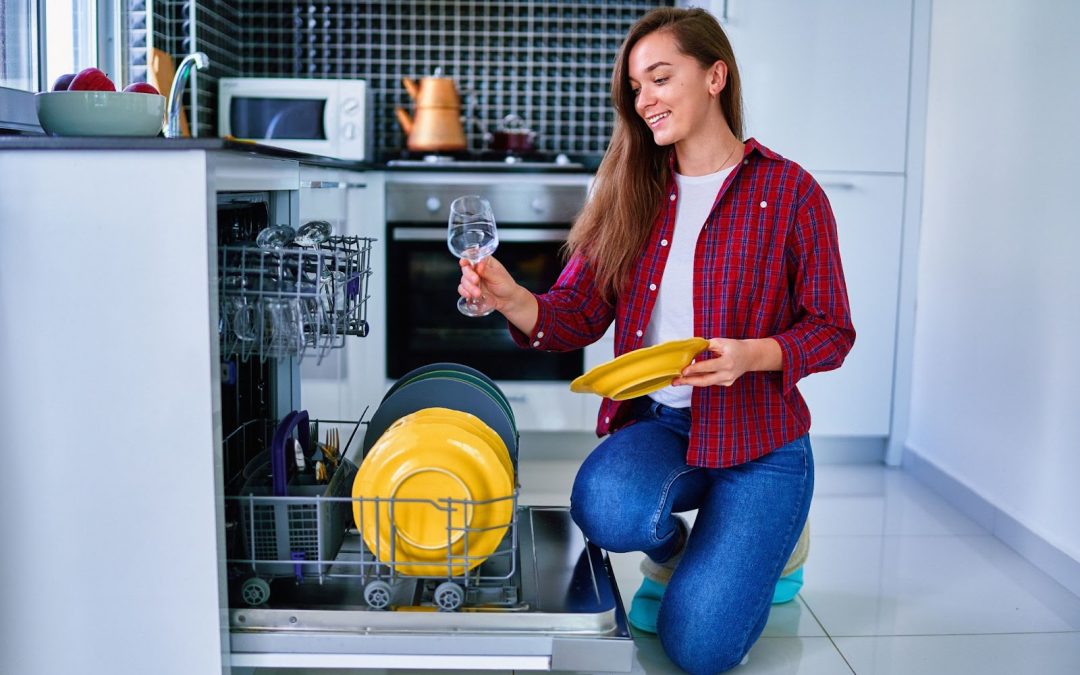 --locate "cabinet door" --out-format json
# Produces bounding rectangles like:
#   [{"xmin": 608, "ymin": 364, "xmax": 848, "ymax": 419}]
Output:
[
  {"xmin": 798, "ymin": 173, "xmax": 904, "ymax": 436},
  {"xmin": 716, "ymin": 0, "xmax": 912, "ymax": 173}
]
